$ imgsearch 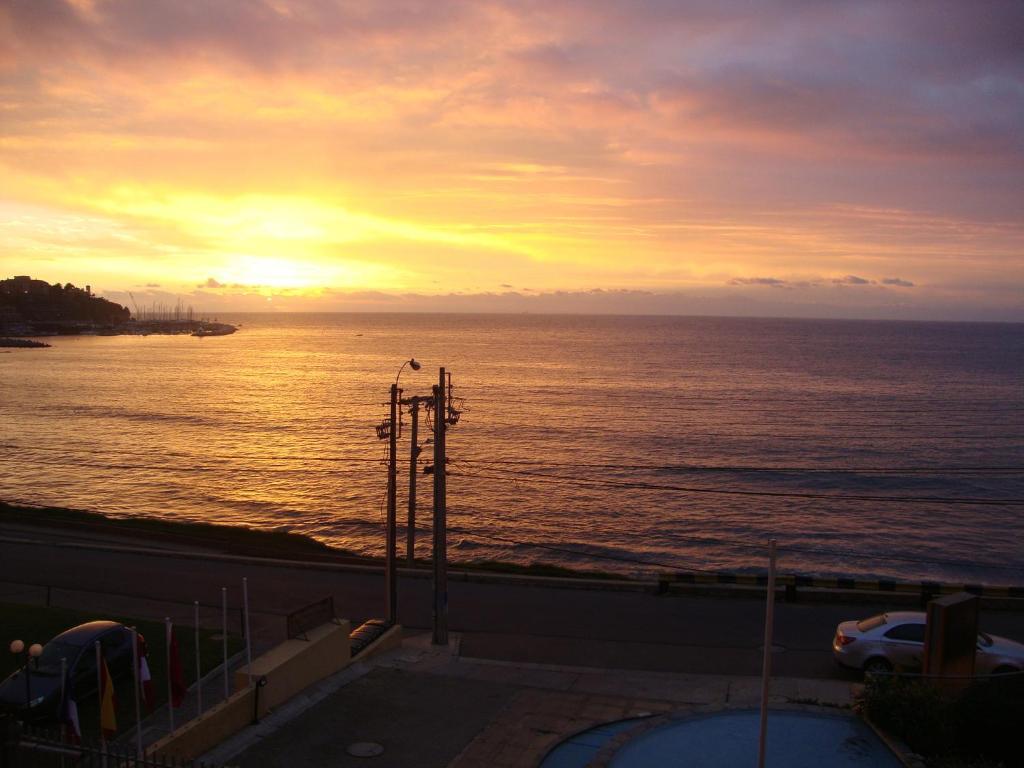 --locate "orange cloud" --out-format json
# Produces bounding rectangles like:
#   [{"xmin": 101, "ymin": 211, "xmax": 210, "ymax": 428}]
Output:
[{"xmin": 1, "ymin": 0, "xmax": 1022, "ymax": 319}]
